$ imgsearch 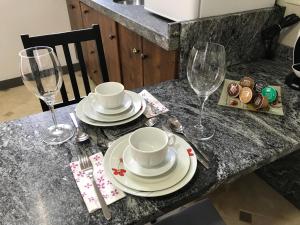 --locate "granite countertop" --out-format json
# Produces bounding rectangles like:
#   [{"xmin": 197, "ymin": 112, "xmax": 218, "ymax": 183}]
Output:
[
  {"xmin": 80, "ymin": 0, "xmax": 180, "ymax": 51},
  {"xmin": 1, "ymin": 59, "xmax": 299, "ymax": 225}
]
